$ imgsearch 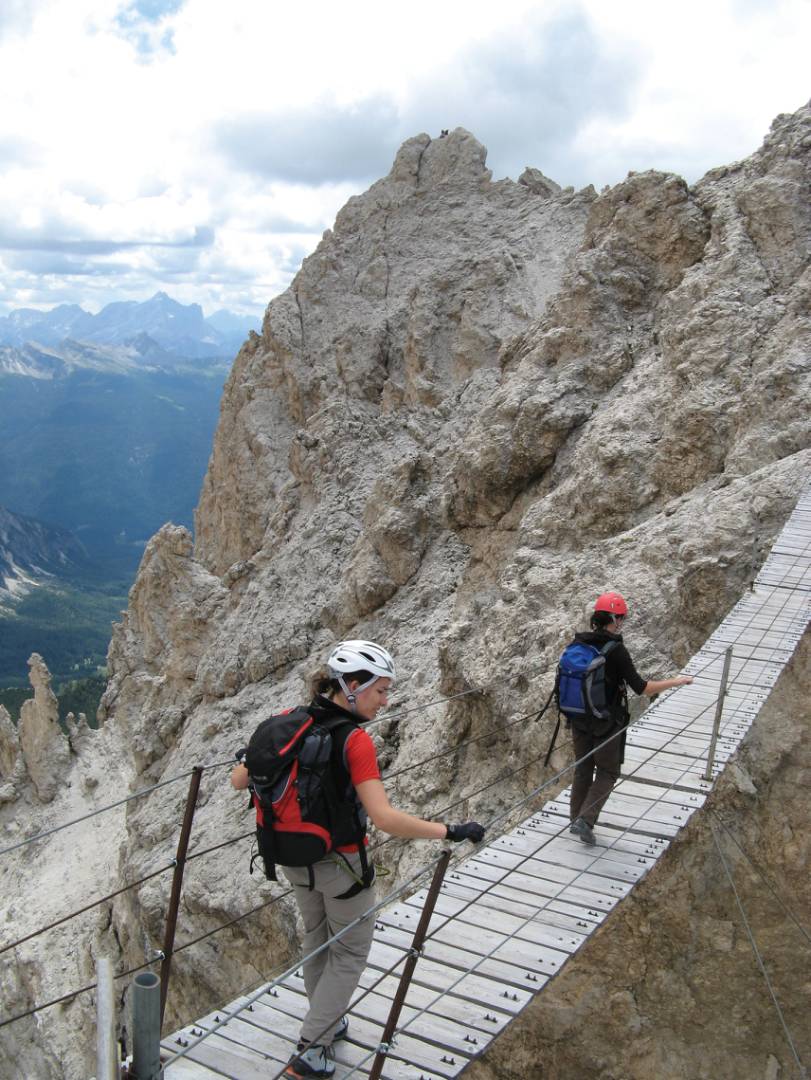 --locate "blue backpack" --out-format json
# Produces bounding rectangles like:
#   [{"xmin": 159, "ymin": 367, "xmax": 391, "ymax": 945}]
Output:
[{"xmin": 556, "ymin": 639, "xmax": 619, "ymax": 722}]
